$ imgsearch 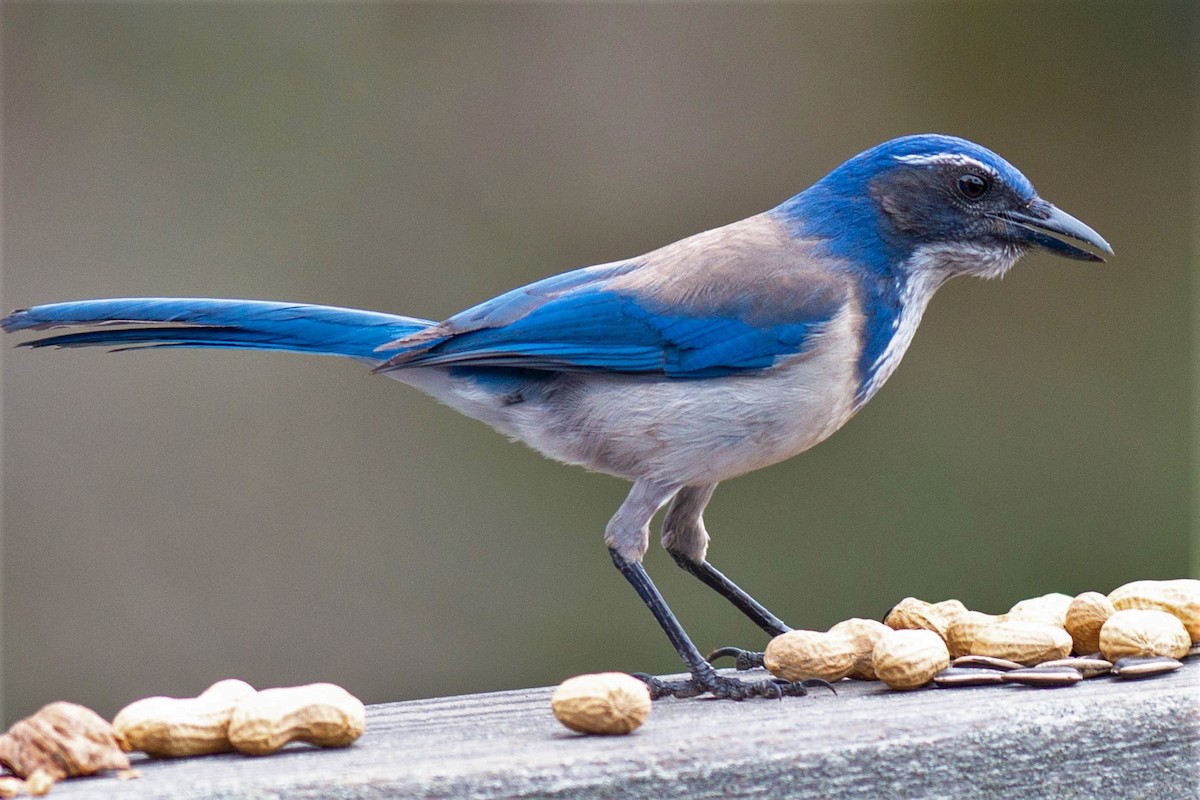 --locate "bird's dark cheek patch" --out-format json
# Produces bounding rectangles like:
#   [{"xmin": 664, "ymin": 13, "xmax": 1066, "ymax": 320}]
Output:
[{"xmin": 869, "ymin": 174, "xmax": 929, "ymax": 234}]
